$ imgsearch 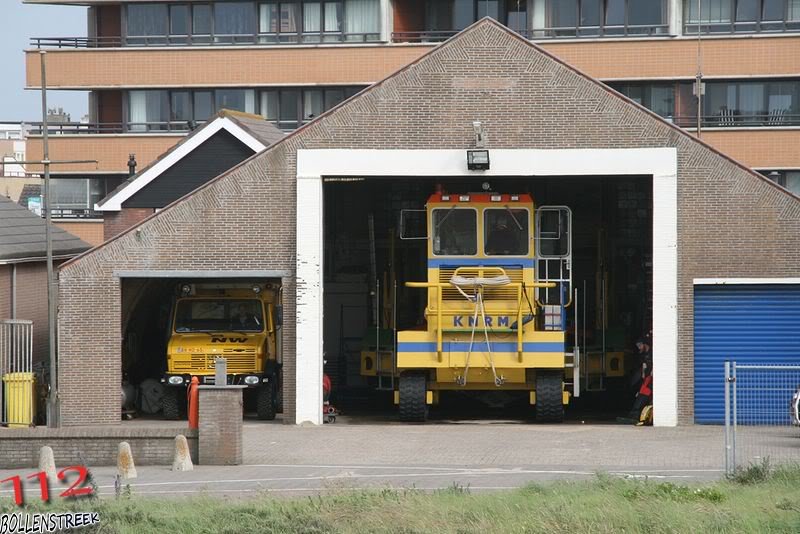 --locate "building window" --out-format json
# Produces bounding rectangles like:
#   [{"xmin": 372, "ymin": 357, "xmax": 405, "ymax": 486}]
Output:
[
  {"xmin": 610, "ymin": 79, "xmax": 799, "ymax": 127},
  {"xmin": 125, "ymin": 87, "xmax": 364, "ymax": 132},
  {"xmin": 684, "ymin": 0, "xmax": 800, "ymax": 33},
  {"xmin": 192, "ymin": 4, "xmax": 213, "ymax": 43},
  {"xmin": 533, "ymin": 0, "xmax": 668, "ymax": 37},
  {"xmin": 49, "ymin": 178, "xmax": 109, "ymax": 217},
  {"xmin": 611, "ymin": 83, "xmax": 676, "ymax": 119},
  {"xmin": 704, "ymin": 80, "xmax": 799, "ymax": 126},
  {"xmin": 214, "ymin": 1, "xmax": 257, "ymax": 43},
  {"xmin": 259, "ymin": 87, "xmax": 361, "ymax": 129},
  {"xmin": 128, "ymin": 90, "xmax": 170, "ymax": 131},
  {"xmin": 424, "ymin": 0, "xmax": 524, "ymax": 34},
  {"xmin": 761, "ymin": 170, "xmax": 800, "ymax": 195},
  {"xmin": 215, "ymin": 89, "xmax": 256, "ymax": 114},
  {"xmin": 125, "ymin": 1, "xmax": 381, "ymax": 46},
  {"xmin": 126, "ymin": 4, "xmax": 169, "ymax": 45}
]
